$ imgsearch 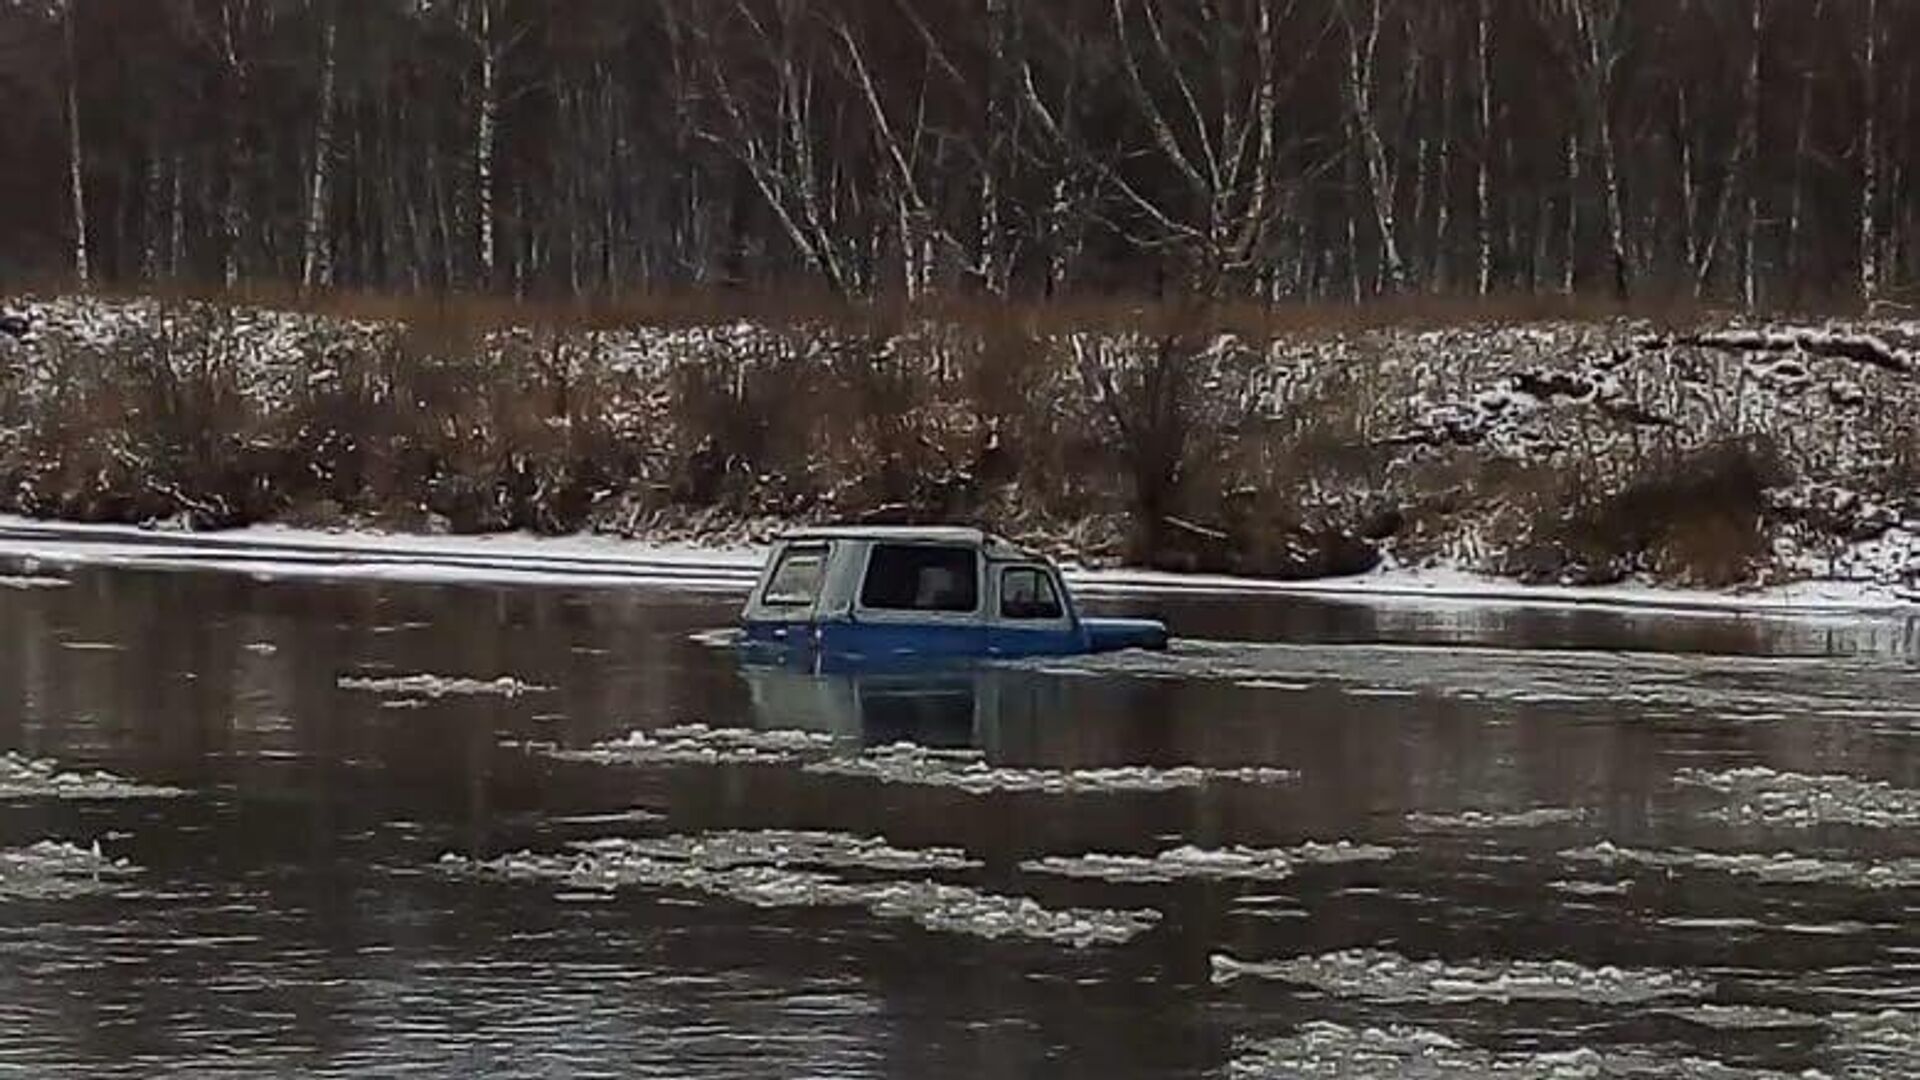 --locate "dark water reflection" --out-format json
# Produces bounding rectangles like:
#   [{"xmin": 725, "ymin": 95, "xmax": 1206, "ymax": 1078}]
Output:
[{"xmin": 1, "ymin": 566, "xmax": 1916, "ymax": 1078}]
